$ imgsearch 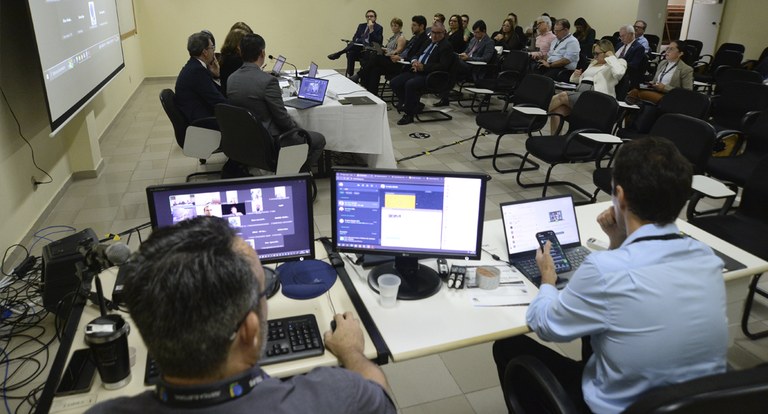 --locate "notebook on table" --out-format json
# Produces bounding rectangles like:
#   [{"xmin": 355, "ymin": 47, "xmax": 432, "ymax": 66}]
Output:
[
  {"xmin": 284, "ymin": 77, "xmax": 329, "ymax": 110},
  {"xmin": 500, "ymin": 195, "xmax": 592, "ymax": 288}
]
